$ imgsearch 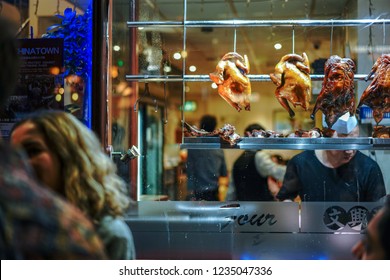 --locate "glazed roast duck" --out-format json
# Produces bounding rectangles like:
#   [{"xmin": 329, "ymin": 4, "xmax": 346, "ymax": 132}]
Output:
[
  {"xmin": 270, "ymin": 52, "xmax": 312, "ymax": 118},
  {"xmin": 357, "ymin": 53, "xmax": 390, "ymax": 125},
  {"xmin": 311, "ymin": 55, "xmax": 356, "ymax": 128},
  {"xmin": 209, "ymin": 52, "xmax": 251, "ymax": 112}
]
